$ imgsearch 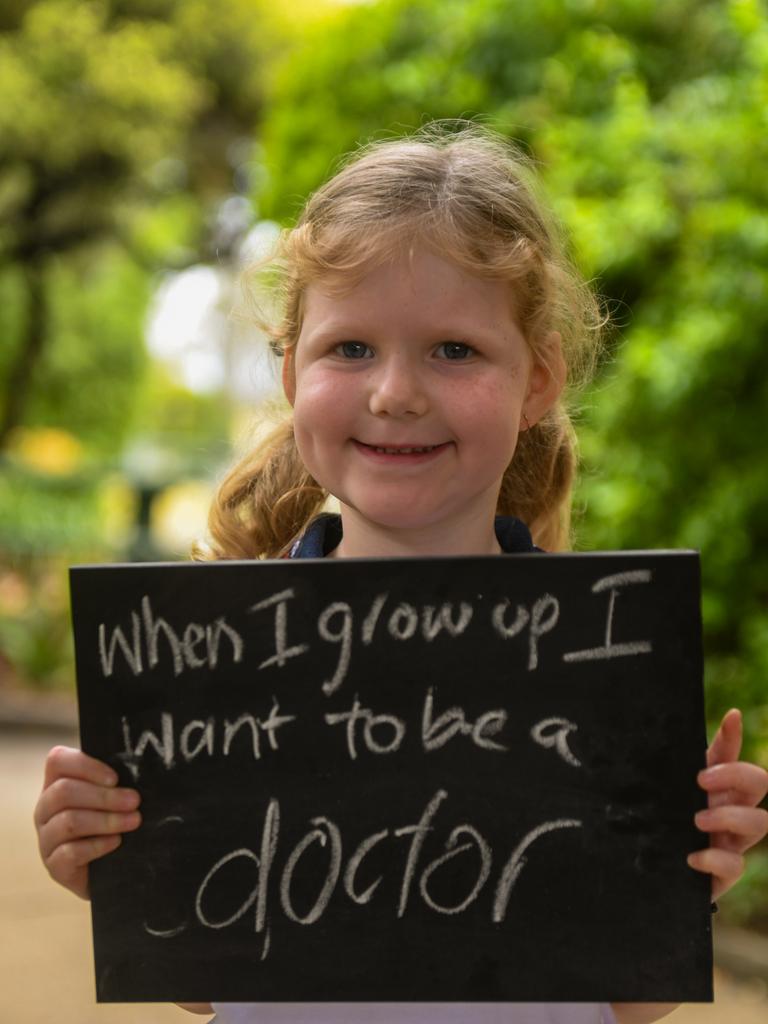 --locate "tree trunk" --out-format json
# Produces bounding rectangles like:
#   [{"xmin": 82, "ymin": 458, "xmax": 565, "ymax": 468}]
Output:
[{"xmin": 0, "ymin": 259, "xmax": 46, "ymax": 449}]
